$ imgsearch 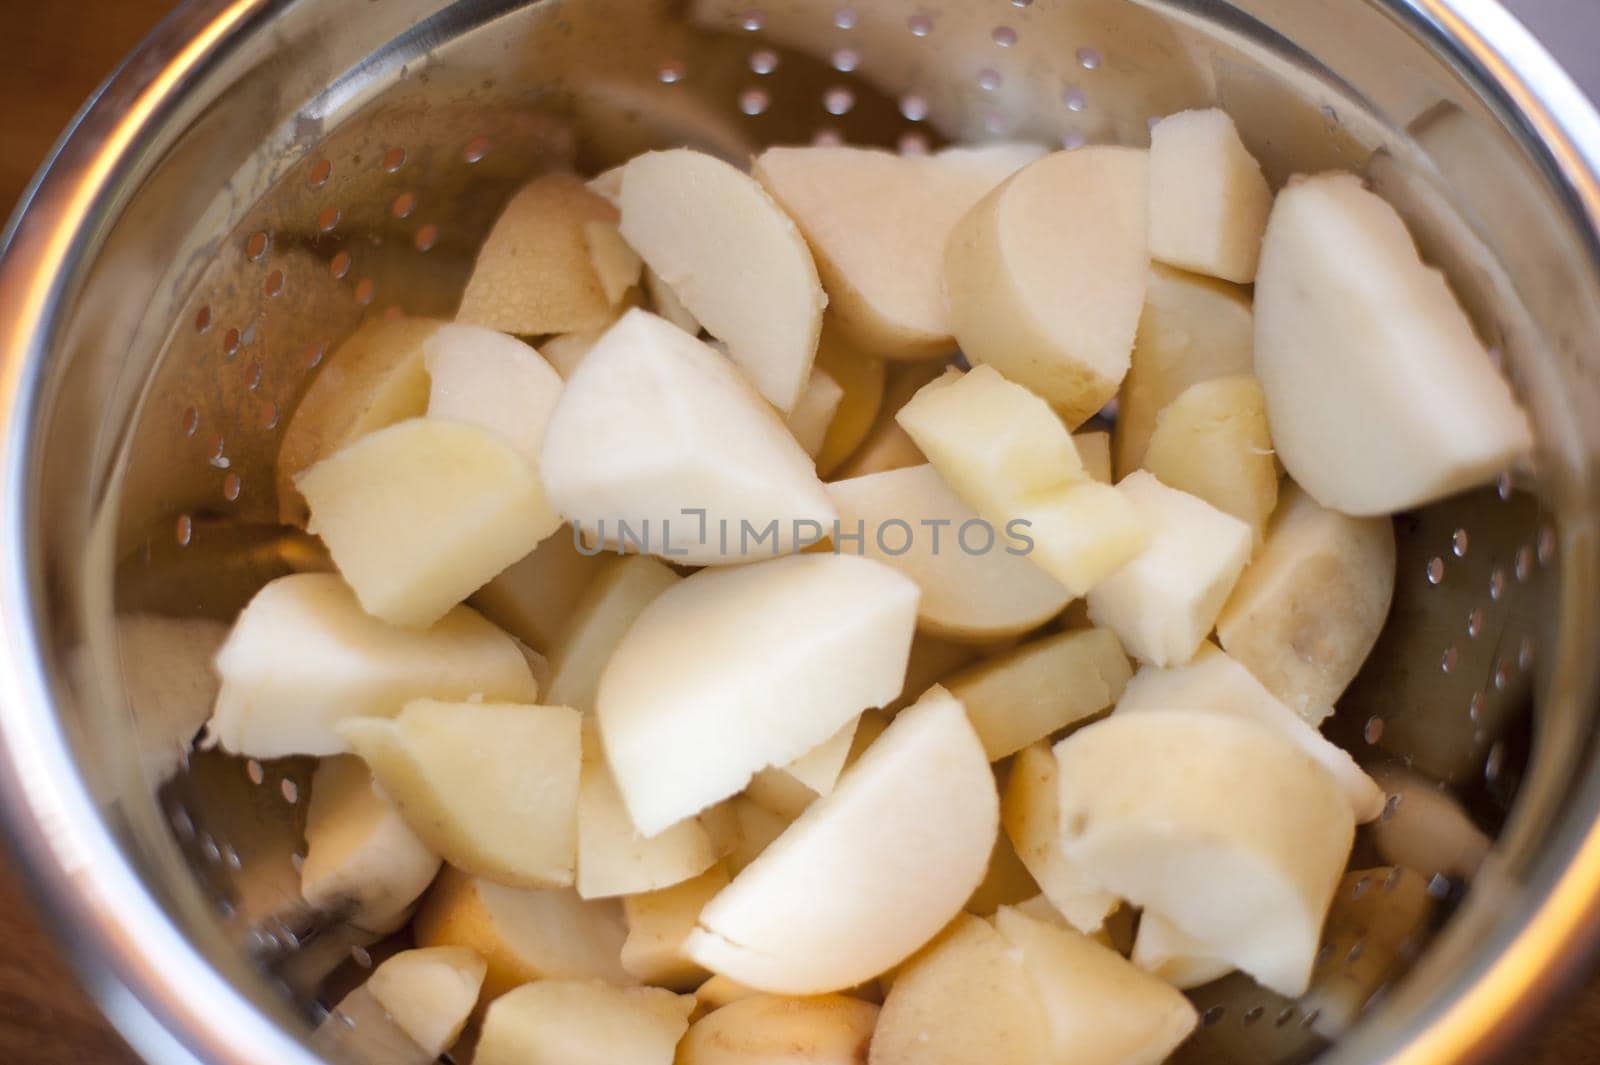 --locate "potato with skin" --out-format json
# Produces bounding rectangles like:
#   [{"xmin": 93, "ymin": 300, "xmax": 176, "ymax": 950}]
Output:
[
  {"xmin": 206, "ymin": 573, "xmax": 538, "ymax": 758},
  {"xmin": 944, "ymin": 147, "xmax": 1150, "ymax": 425},
  {"xmin": 475, "ymin": 980, "xmax": 692, "ymax": 1065},
  {"xmin": 545, "ymin": 556, "xmax": 680, "ymax": 715},
  {"xmin": 457, "ymin": 174, "xmax": 619, "ymax": 336},
  {"xmin": 299, "ymin": 418, "xmax": 561, "ymax": 628},
  {"xmin": 1002, "ymin": 743, "xmax": 1118, "ymax": 934},
  {"xmin": 1148, "ymin": 109, "xmax": 1274, "ymax": 284},
  {"xmin": 469, "ymin": 530, "xmax": 610, "ymax": 655},
  {"xmin": 813, "ymin": 328, "xmax": 888, "ymax": 477},
  {"xmin": 620, "ymin": 149, "xmax": 826, "ymax": 412},
  {"xmin": 424, "ymin": 326, "xmax": 563, "ymax": 465},
  {"xmin": 695, "ymin": 975, "xmax": 762, "ymax": 1013},
  {"xmin": 300, "ymin": 755, "xmax": 441, "ymax": 934},
  {"xmin": 1216, "ymin": 482, "xmax": 1397, "ymax": 719},
  {"xmin": 339, "ymin": 700, "xmax": 581, "ymax": 889},
  {"xmin": 365, "ymin": 946, "xmax": 486, "ymax": 1058},
  {"xmin": 680, "ymin": 993, "xmax": 878, "ymax": 1065},
  {"xmin": 1254, "ymin": 171, "xmax": 1533, "ymax": 515},
  {"xmin": 1143, "ymin": 375, "xmax": 1280, "ymax": 546},
  {"xmin": 621, "ymin": 864, "xmax": 732, "ymax": 988},
  {"xmin": 684, "ymin": 687, "xmax": 997, "ymax": 994}
]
